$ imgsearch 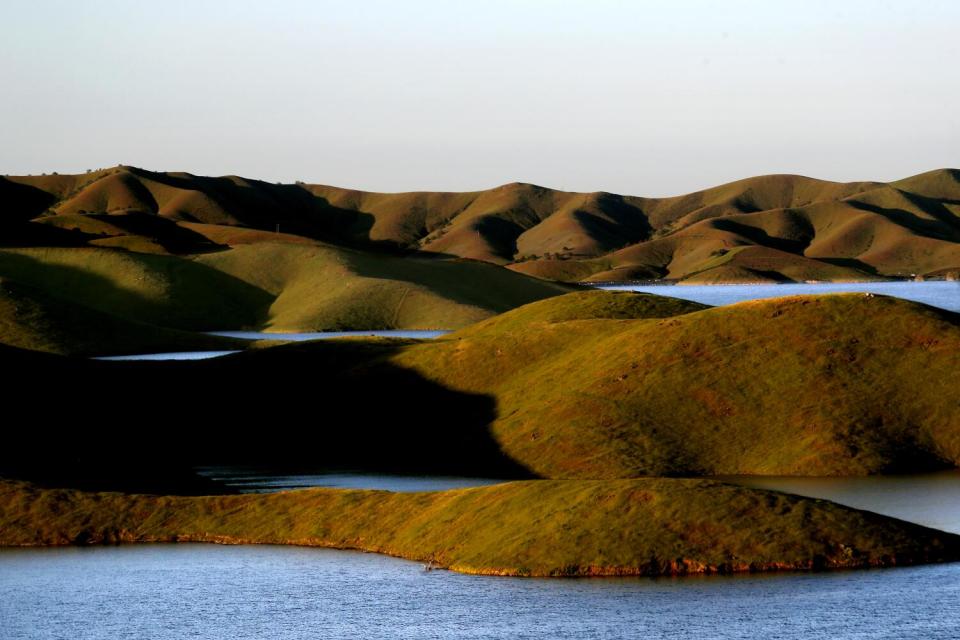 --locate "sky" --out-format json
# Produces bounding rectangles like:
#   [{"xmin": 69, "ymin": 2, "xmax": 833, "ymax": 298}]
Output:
[{"xmin": 2, "ymin": 0, "xmax": 958, "ymax": 196}]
